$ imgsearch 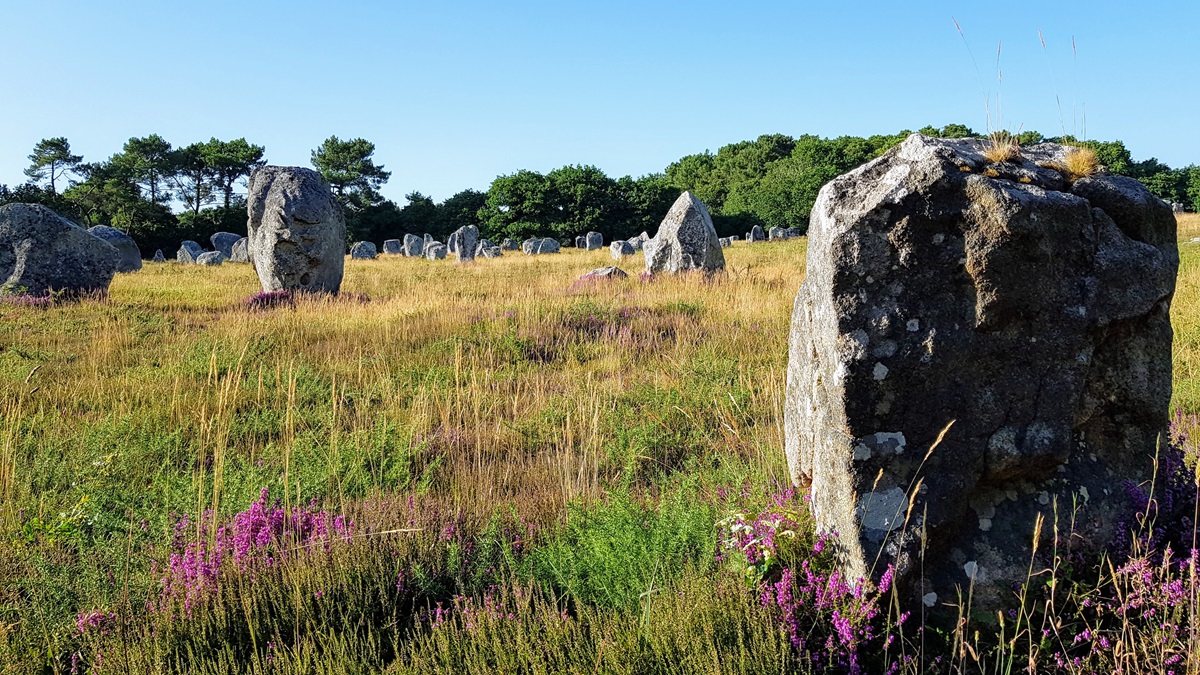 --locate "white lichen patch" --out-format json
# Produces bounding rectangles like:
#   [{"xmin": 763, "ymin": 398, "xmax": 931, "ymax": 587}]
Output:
[
  {"xmin": 906, "ymin": 319, "xmax": 920, "ymax": 332},
  {"xmin": 873, "ymin": 362, "xmax": 889, "ymax": 380},
  {"xmin": 978, "ymin": 517, "xmax": 992, "ymax": 531},
  {"xmin": 923, "ymin": 592, "xmax": 938, "ymax": 607},
  {"xmin": 856, "ymin": 488, "xmax": 907, "ymax": 533},
  {"xmin": 852, "ymin": 444, "xmax": 872, "ymax": 461}
]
